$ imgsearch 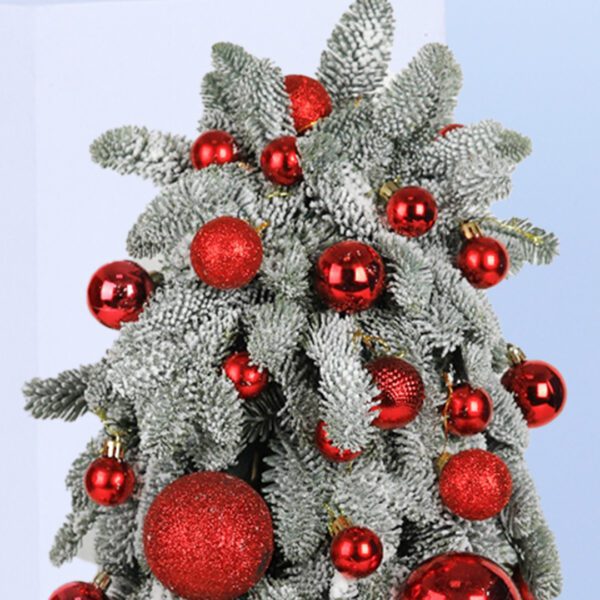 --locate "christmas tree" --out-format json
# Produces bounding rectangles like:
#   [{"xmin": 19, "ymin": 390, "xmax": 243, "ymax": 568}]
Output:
[{"xmin": 25, "ymin": 1, "xmax": 566, "ymax": 599}]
